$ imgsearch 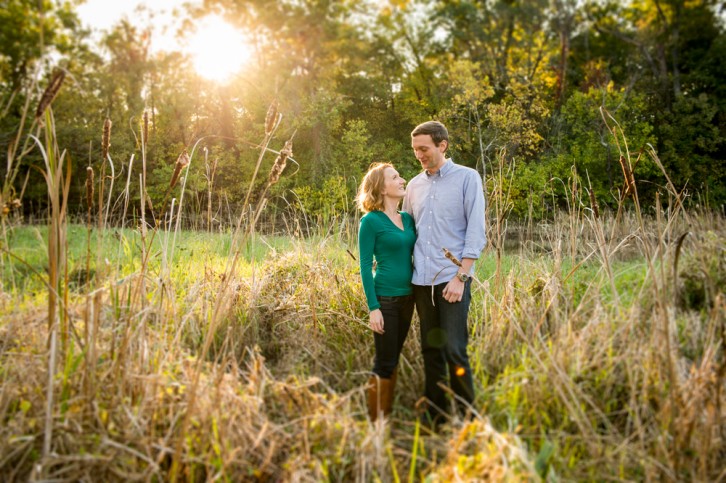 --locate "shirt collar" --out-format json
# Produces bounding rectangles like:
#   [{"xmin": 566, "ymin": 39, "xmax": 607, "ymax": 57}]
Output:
[{"xmin": 426, "ymin": 158, "xmax": 453, "ymax": 177}]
